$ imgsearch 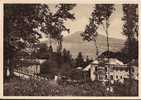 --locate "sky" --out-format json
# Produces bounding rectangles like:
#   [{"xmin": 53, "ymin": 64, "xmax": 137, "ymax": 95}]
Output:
[{"xmin": 40, "ymin": 4, "xmax": 127, "ymax": 42}]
